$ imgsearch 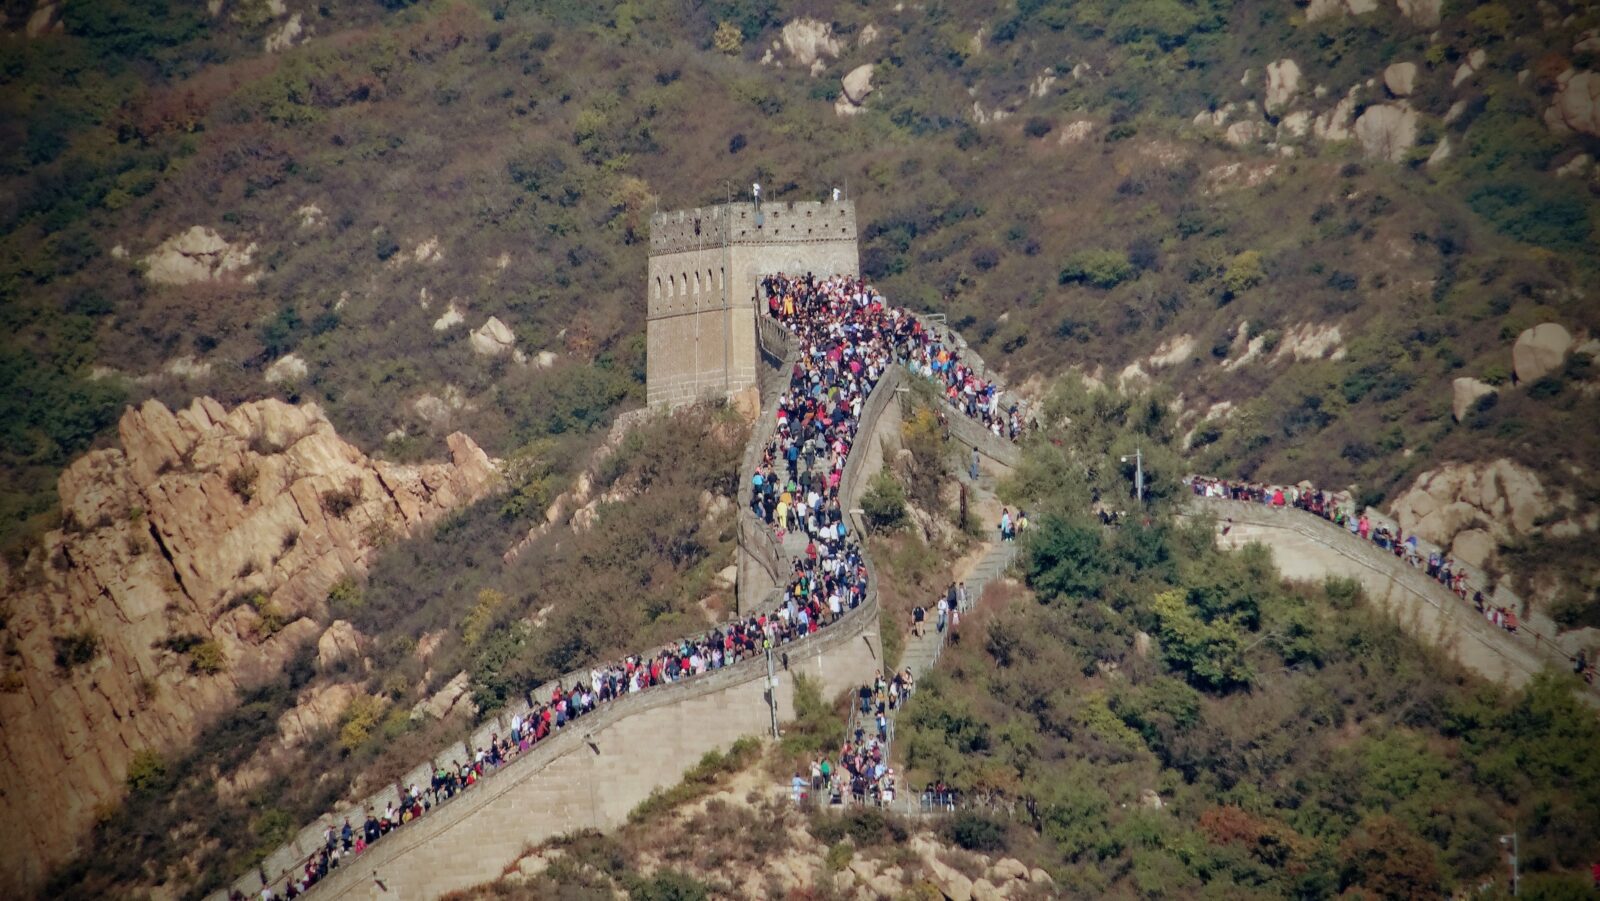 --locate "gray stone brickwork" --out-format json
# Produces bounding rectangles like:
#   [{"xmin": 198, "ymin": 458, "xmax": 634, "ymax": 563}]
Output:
[{"xmin": 646, "ymin": 200, "xmax": 859, "ymax": 409}]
